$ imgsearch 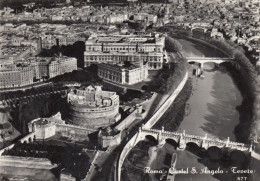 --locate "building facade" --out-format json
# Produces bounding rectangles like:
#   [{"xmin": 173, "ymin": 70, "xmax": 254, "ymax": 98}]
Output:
[
  {"xmin": 0, "ymin": 62, "xmax": 34, "ymax": 88},
  {"xmin": 48, "ymin": 57, "xmax": 77, "ymax": 78},
  {"xmin": 41, "ymin": 35, "xmax": 86, "ymax": 49},
  {"xmin": 32, "ymin": 56, "xmax": 77, "ymax": 80},
  {"xmin": 133, "ymin": 13, "xmax": 158, "ymax": 23},
  {"xmin": 84, "ymin": 33, "xmax": 165, "ymax": 70},
  {"xmin": 0, "ymin": 56, "xmax": 77, "ymax": 88},
  {"xmin": 97, "ymin": 62, "xmax": 148, "ymax": 85},
  {"xmin": 67, "ymin": 85, "xmax": 121, "ymax": 128}
]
